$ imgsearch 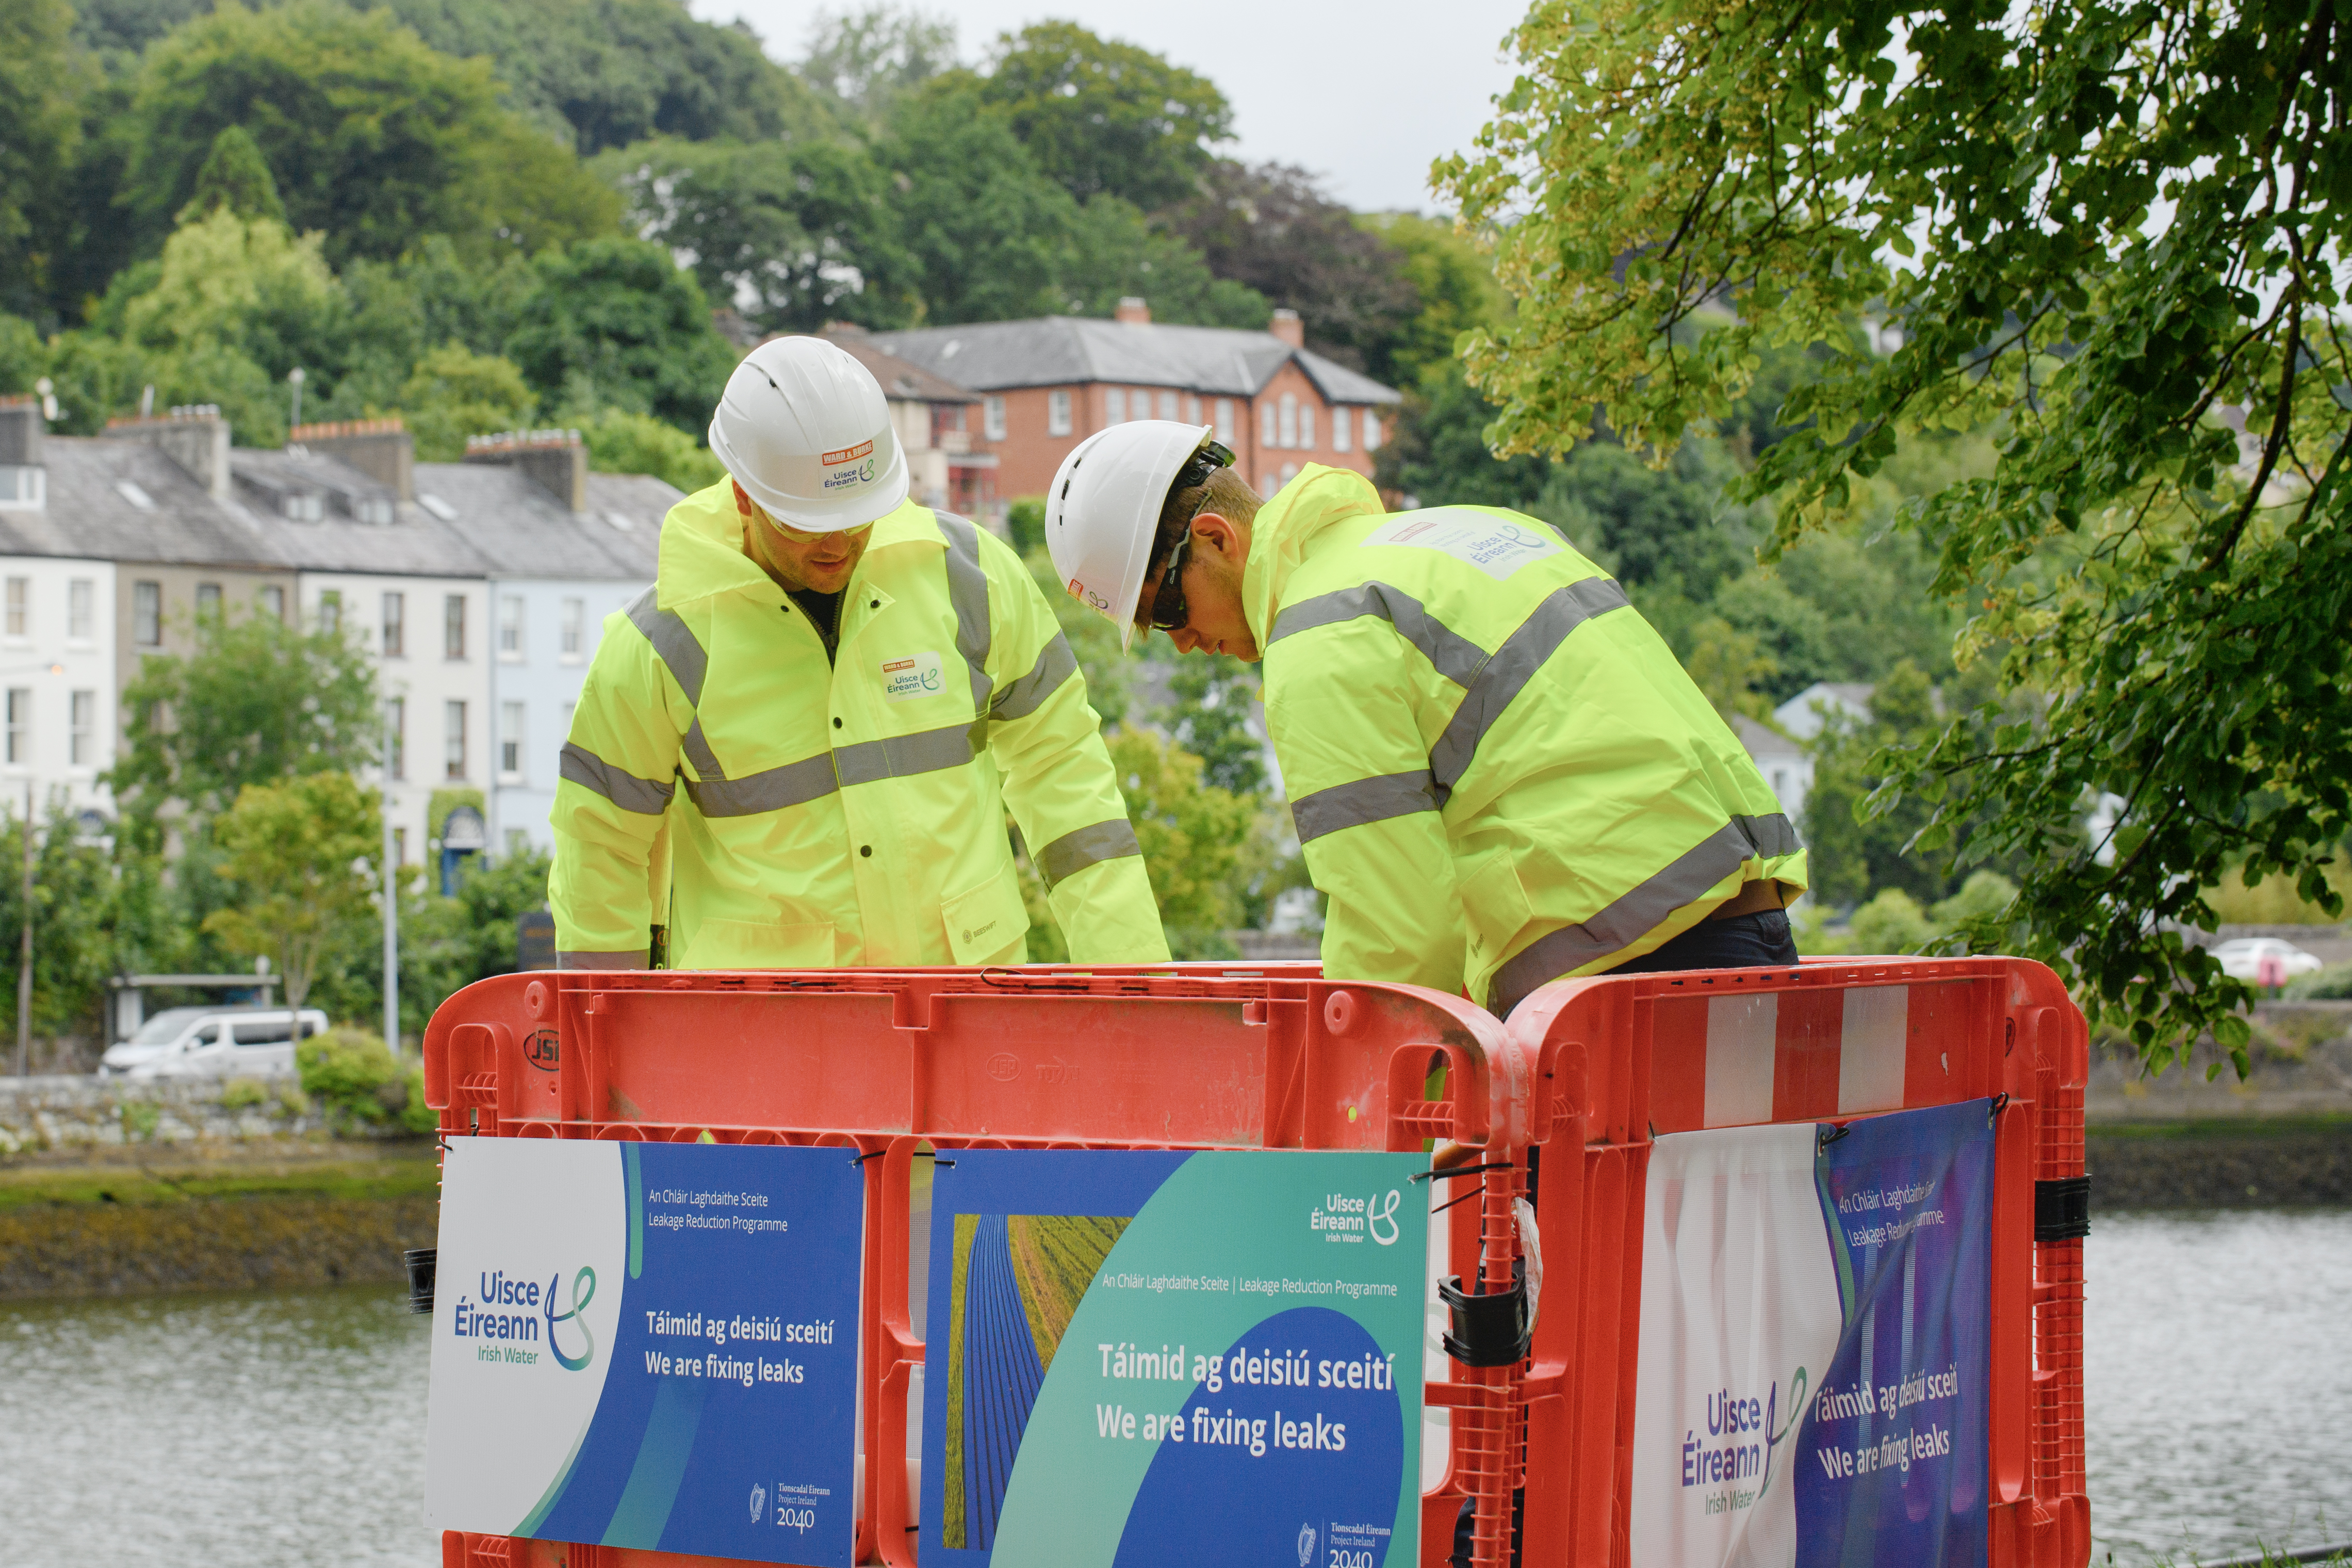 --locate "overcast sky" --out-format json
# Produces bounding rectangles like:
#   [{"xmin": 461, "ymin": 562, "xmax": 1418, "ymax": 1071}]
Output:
[{"xmin": 686, "ymin": 0, "xmax": 1534, "ymax": 214}]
